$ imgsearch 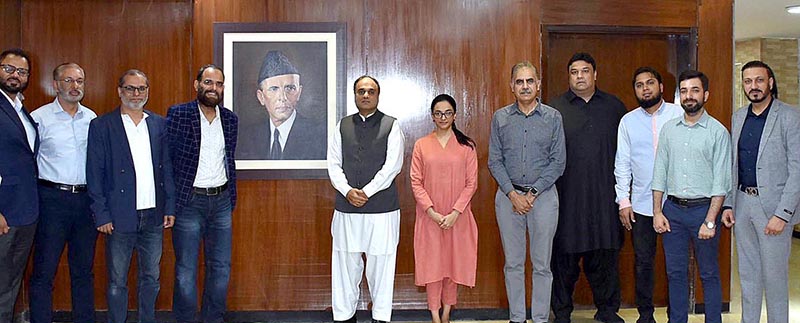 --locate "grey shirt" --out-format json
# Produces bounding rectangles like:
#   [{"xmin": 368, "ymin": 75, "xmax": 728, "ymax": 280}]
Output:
[
  {"xmin": 489, "ymin": 100, "xmax": 566, "ymax": 195},
  {"xmin": 652, "ymin": 110, "xmax": 732, "ymax": 198}
]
